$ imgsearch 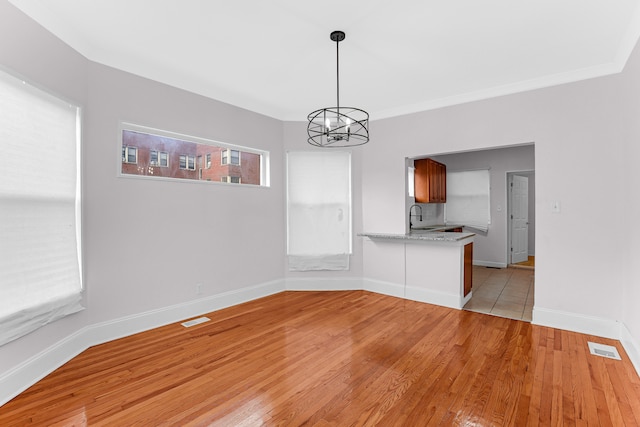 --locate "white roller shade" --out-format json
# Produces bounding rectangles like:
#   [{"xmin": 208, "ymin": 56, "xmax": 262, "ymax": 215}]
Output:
[
  {"xmin": 445, "ymin": 169, "xmax": 491, "ymax": 232},
  {"xmin": 286, "ymin": 151, "xmax": 351, "ymax": 271},
  {"xmin": 0, "ymin": 69, "xmax": 83, "ymax": 346}
]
